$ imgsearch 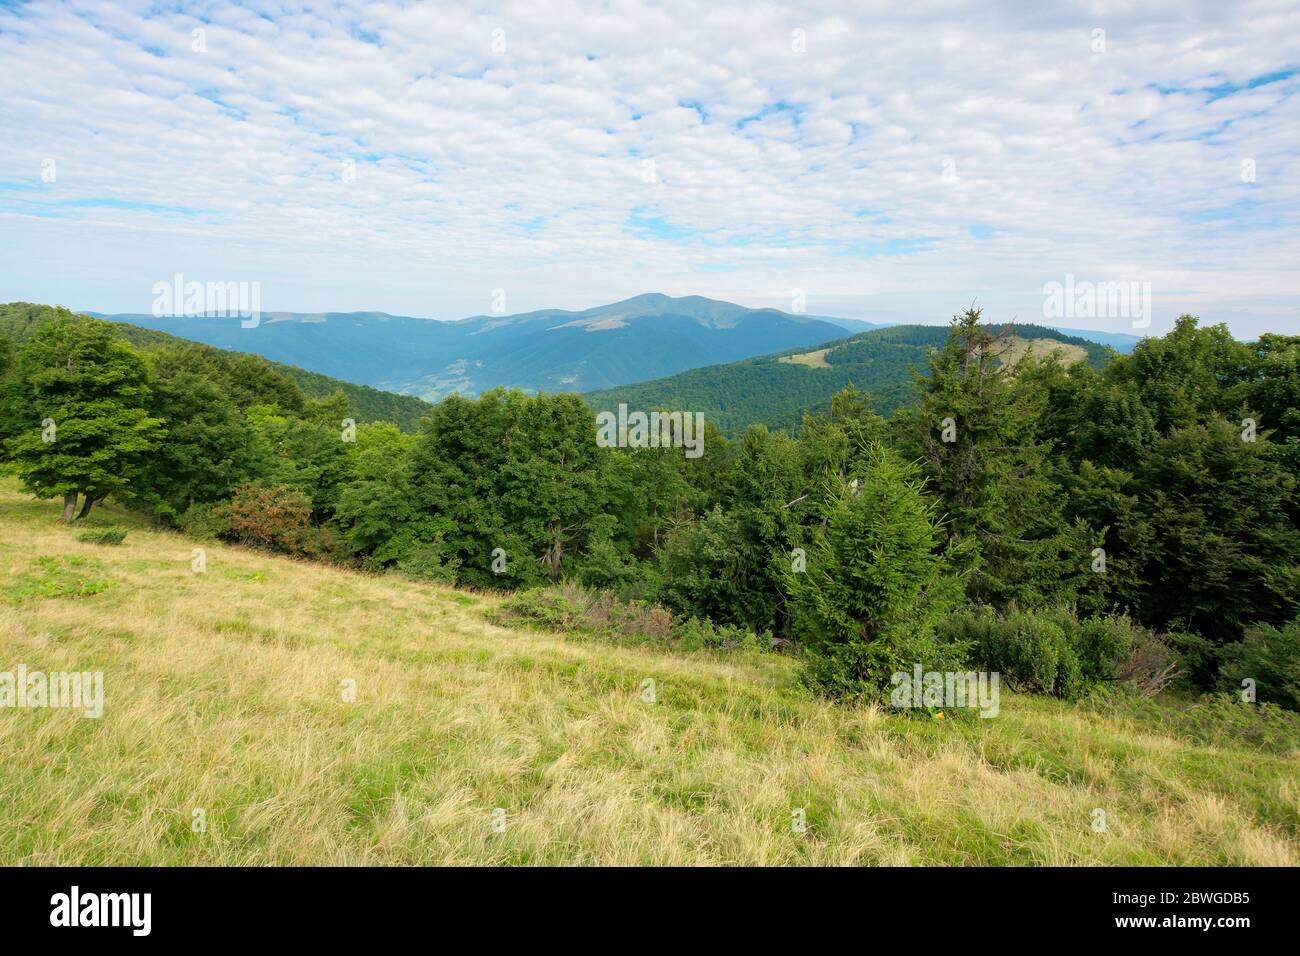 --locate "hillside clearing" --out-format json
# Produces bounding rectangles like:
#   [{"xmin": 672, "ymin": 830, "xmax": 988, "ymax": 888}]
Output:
[
  {"xmin": 0, "ymin": 480, "xmax": 1295, "ymax": 866},
  {"xmin": 999, "ymin": 336, "xmax": 1090, "ymax": 369},
  {"xmin": 779, "ymin": 347, "xmax": 833, "ymax": 369}
]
